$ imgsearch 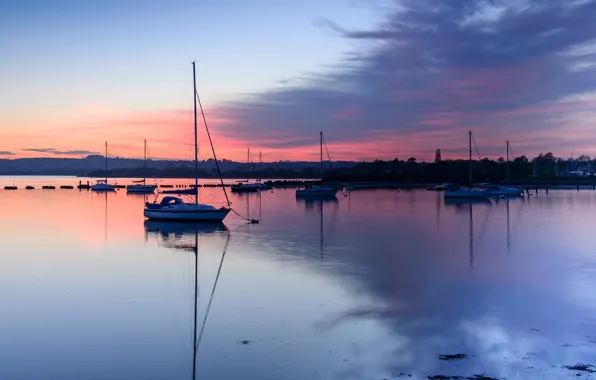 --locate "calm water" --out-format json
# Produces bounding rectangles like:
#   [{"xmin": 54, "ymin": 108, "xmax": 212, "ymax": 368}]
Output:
[{"xmin": 1, "ymin": 176, "xmax": 596, "ymax": 379}]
